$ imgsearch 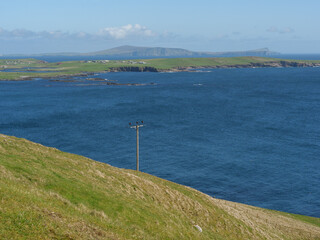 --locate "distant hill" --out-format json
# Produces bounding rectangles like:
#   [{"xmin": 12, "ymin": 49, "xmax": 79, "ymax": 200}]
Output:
[
  {"xmin": 204, "ymin": 48, "xmax": 279, "ymax": 57},
  {"xmin": 1, "ymin": 134, "xmax": 320, "ymax": 239},
  {"xmin": 86, "ymin": 45, "xmax": 279, "ymax": 57},
  {"xmin": 88, "ymin": 45, "xmax": 196, "ymax": 57},
  {"xmin": 4, "ymin": 45, "xmax": 280, "ymax": 58}
]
